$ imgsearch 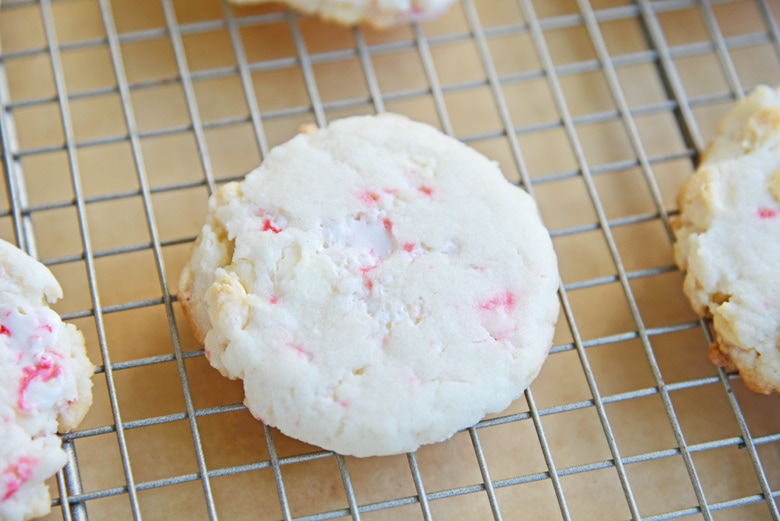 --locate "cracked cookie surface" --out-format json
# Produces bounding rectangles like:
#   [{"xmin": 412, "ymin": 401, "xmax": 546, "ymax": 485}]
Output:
[
  {"xmin": 179, "ymin": 113, "xmax": 560, "ymax": 456},
  {"xmin": 673, "ymin": 85, "xmax": 780, "ymax": 394}
]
